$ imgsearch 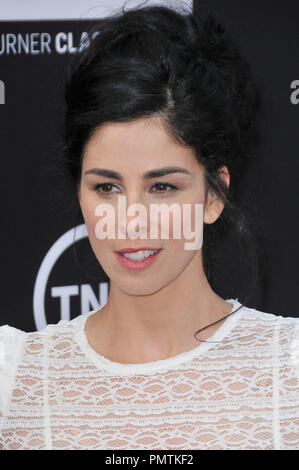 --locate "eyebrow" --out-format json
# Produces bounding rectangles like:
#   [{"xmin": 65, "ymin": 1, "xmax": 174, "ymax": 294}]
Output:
[{"xmin": 84, "ymin": 166, "xmax": 192, "ymax": 180}]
